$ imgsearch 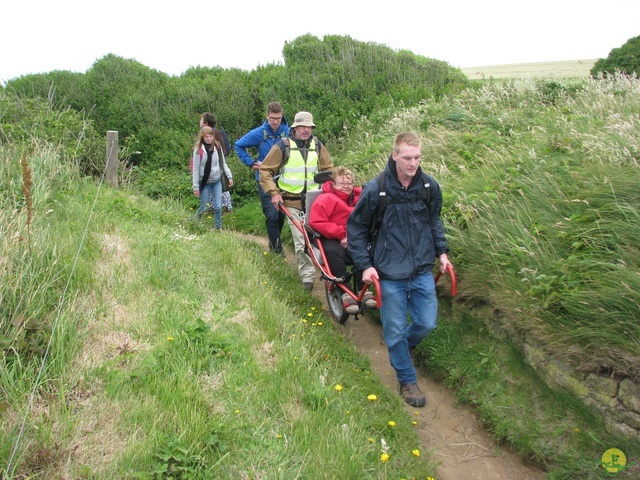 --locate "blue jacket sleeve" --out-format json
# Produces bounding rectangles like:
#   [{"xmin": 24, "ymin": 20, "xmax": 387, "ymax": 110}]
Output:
[{"xmin": 234, "ymin": 126, "xmax": 263, "ymax": 168}]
